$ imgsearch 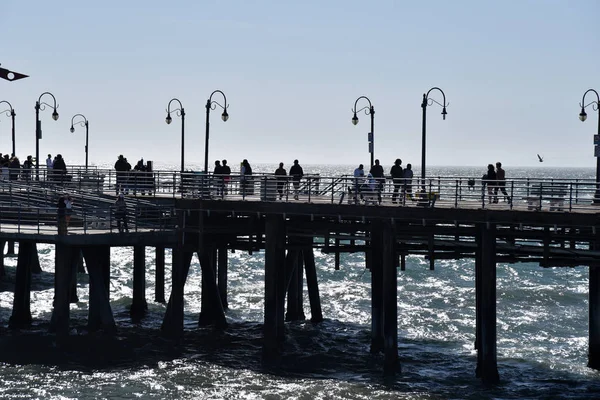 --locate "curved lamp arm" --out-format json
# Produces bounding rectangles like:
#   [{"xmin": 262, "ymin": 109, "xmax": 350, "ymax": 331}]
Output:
[
  {"xmin": 207, "ymin": 90, "xmax": 229, "ymax": 121},
  {"xmin": 351, "ymin": 95, "xmax": 374, "ymax": 125},
  {"xmin": 70, "ymin": 114, "xmax": 88, "ymax": 132},
  {"xmin": 36, "ymin": 92, "xmax": 59, "ymax": 120},
  {"xmin": 423, "ymin": 87, "xmax": 448, "ymax": 119},
  {"xmin": 166, "ymin": 98, "xmax": 185, "ymax": 124},
  {"xmin": 579, "ymin": 89, "xmax": 600, "ymax": 121},
  {"xmin": 0, "ymin": 100, "xmax": 15, "ymax": 118}
]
